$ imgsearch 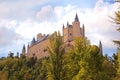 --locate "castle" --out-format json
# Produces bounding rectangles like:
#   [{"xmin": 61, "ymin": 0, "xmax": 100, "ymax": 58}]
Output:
[{"xmin": 22, "ymin": 13, "xmax": 102, "ymax": 58}]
